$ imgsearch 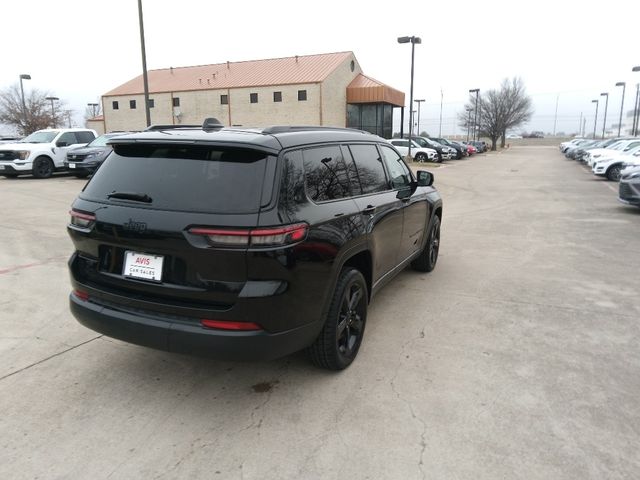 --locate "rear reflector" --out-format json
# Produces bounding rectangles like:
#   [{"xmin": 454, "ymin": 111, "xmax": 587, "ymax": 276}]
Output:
[
  {"xmin": 201, "ymin": 319, "xmax": 262, "ymax": 331},
  {"xmin": 73, "ymin": 289, "xmax": 90, "ymax": 301},
  {"xmin": 189, "ymin": 223, "xmax": 308, "ymax": 247}
]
